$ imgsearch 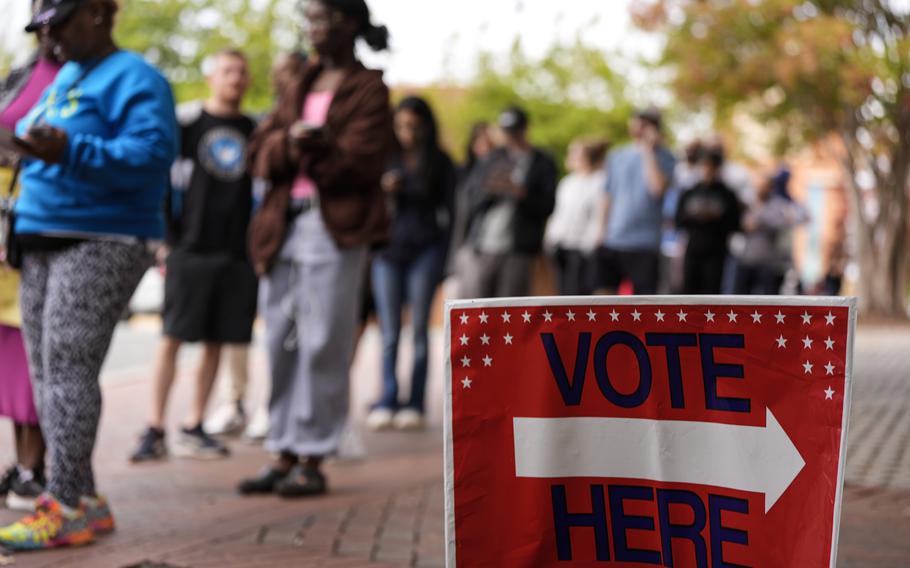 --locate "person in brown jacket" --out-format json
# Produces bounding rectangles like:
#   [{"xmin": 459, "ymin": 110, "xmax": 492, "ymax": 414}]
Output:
[{"xmin": 237, "ymin": 0, "xmax": 392, "ymax": 498}]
